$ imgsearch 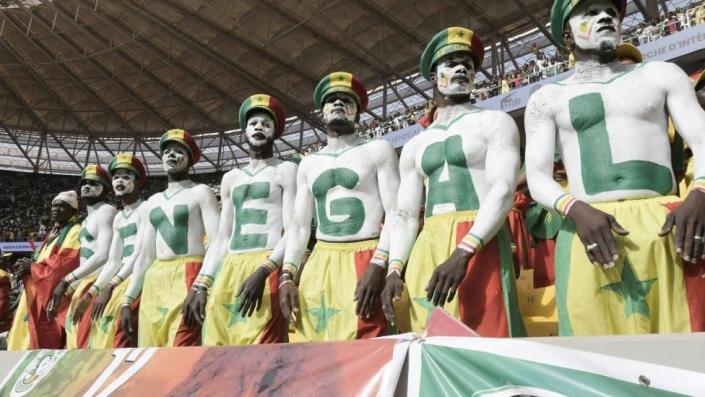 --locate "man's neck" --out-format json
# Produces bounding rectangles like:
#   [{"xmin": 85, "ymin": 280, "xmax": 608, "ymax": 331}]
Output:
[
  {"xmin": 571, "ymin": 47, "xmax": 624, "ymax": 82},
  {"xmin": 248, "ymin": 145, "xmax": 274, "ymax": 161},
  {"xmin": 247, "ymin": 156, "xmax": 273, "ymax": 171},
  {"xmin": 120, "ymin": 195, "xmax": 141, "ymax": 209},
  {"xmin": 324, "ymin": 133, "xmax": 358, "ymax": 152},
  {"xmin": 167, "ymin": 178, "xmax": 192, "ymax": 191},
  {"xmin": 434, "ymin": 100, "xmax": 475, "ymax": 125},
  {"xmin": 86, "ymin": 200, "xmax": 105, "ymax": 215}
]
